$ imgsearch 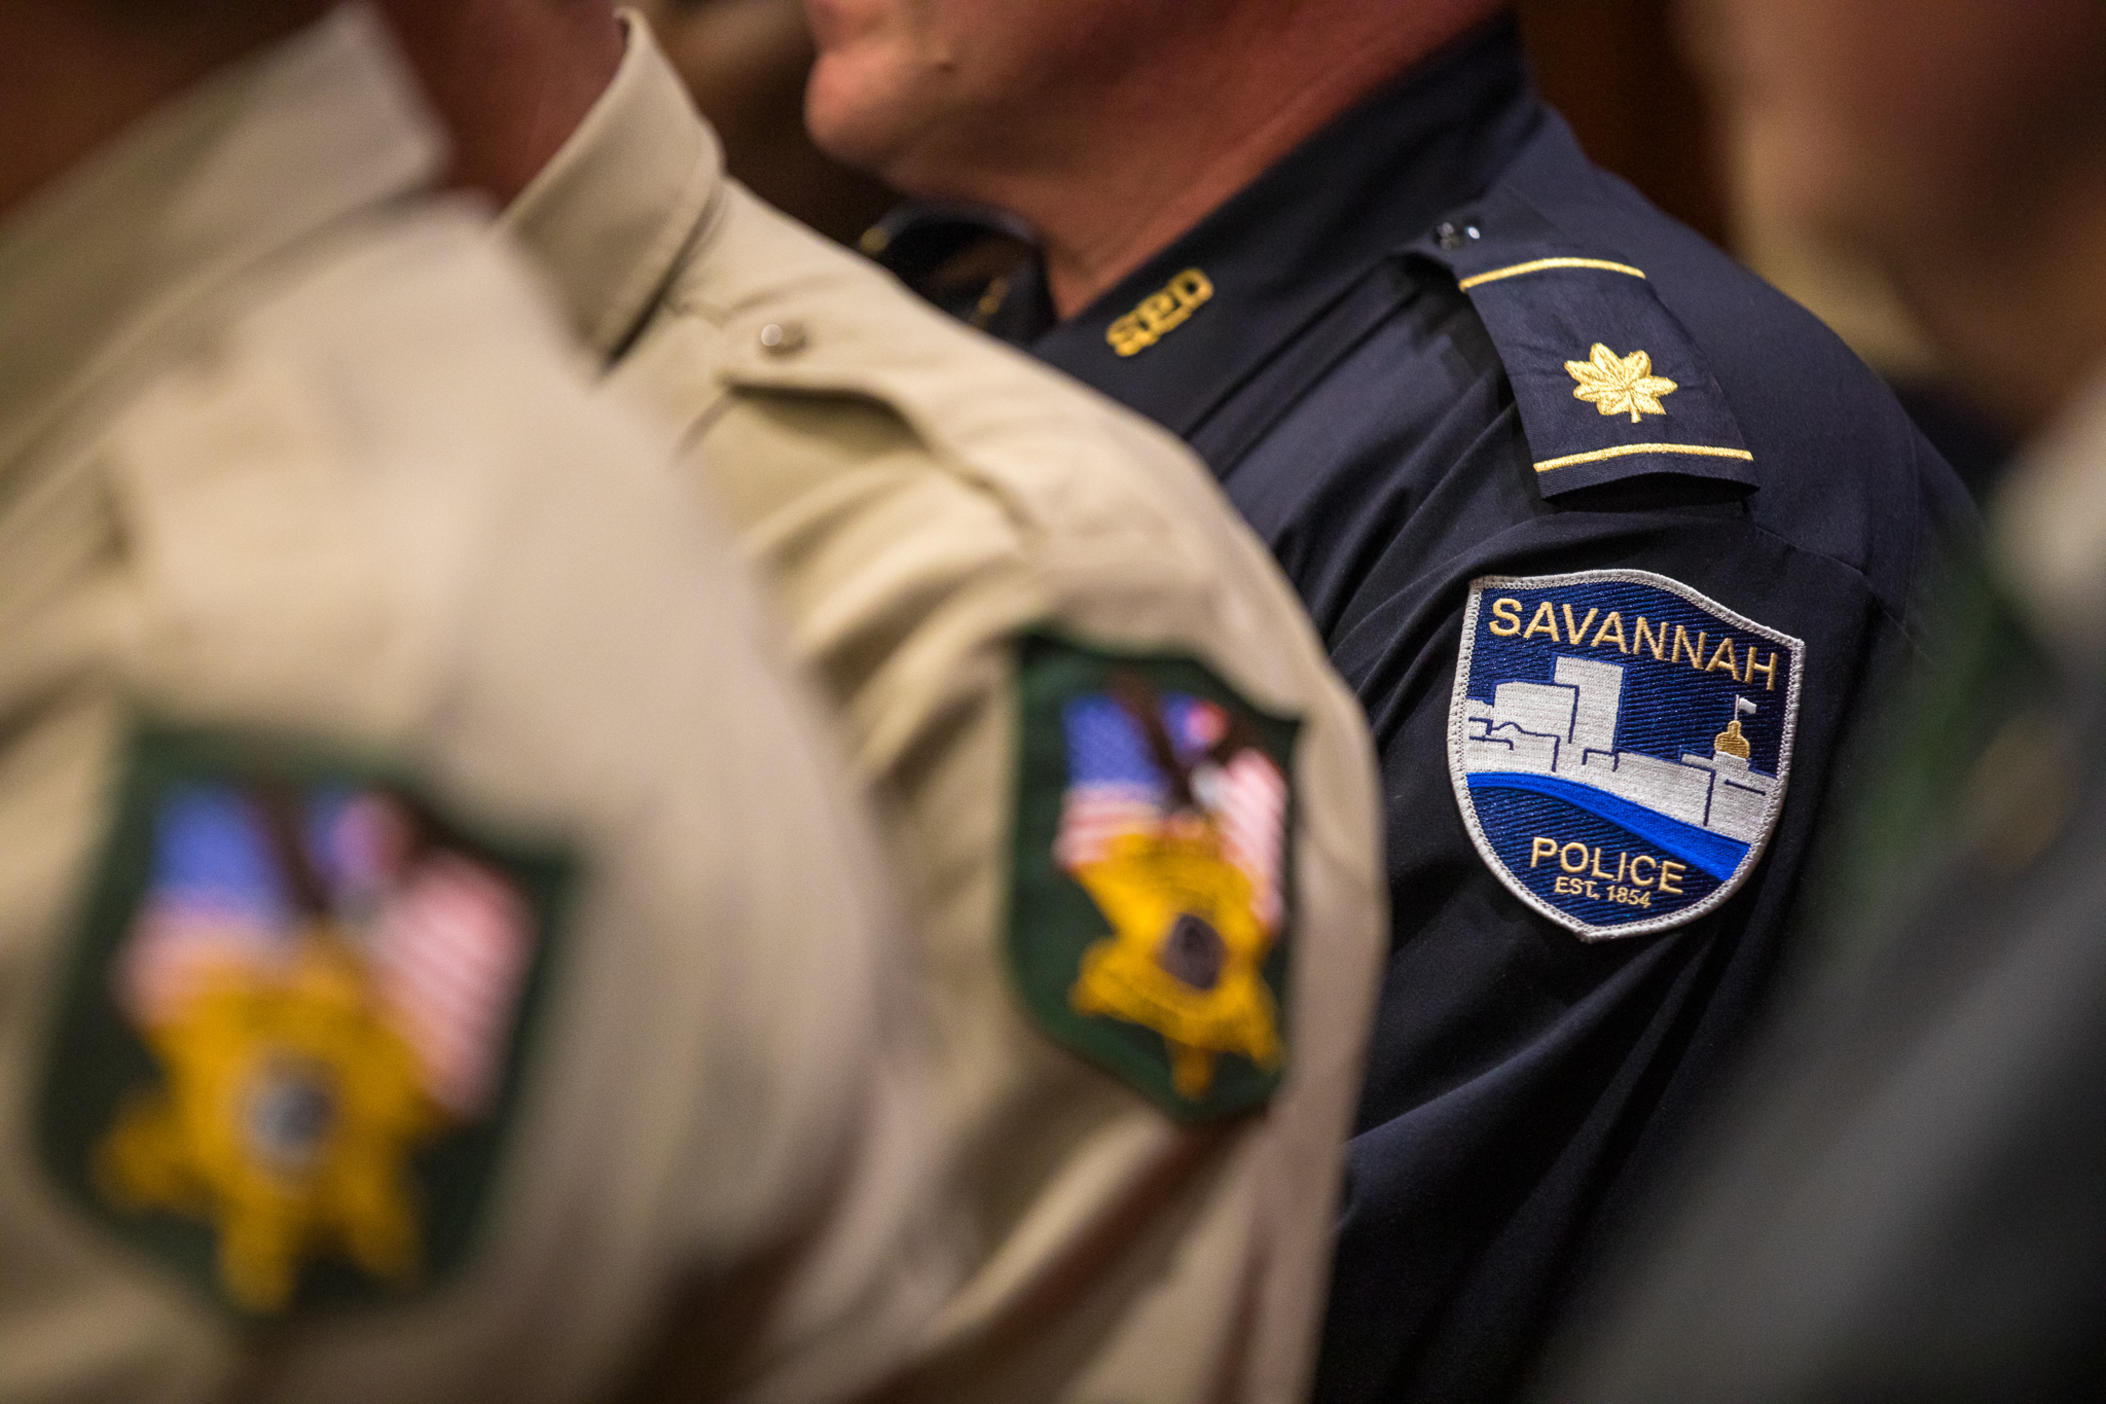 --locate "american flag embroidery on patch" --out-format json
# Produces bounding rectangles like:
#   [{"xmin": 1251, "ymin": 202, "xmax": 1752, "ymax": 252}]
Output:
[
  {"xmin": 1054, "ymin": 691, "xmax": 1289, "ymax": 927},
  {"xmin": 113, "ymin": 784, "xmax": 536, "ymax": 1118}
]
